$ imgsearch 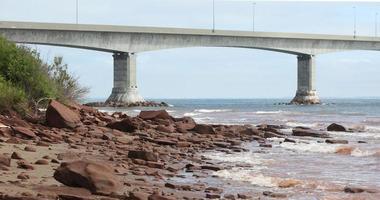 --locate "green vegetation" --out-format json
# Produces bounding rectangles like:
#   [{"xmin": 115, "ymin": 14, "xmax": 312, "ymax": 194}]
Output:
[{"xmin": 0, "ymin": 36, "xmax": 88, "ymax": 114}]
